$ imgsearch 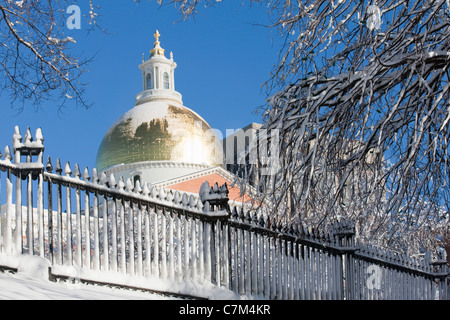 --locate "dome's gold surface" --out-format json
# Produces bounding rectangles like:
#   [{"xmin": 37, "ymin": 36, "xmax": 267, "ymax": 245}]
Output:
[{"xmin": 96, "ymin": 102, "xmax": 223, "ymax": 172}]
